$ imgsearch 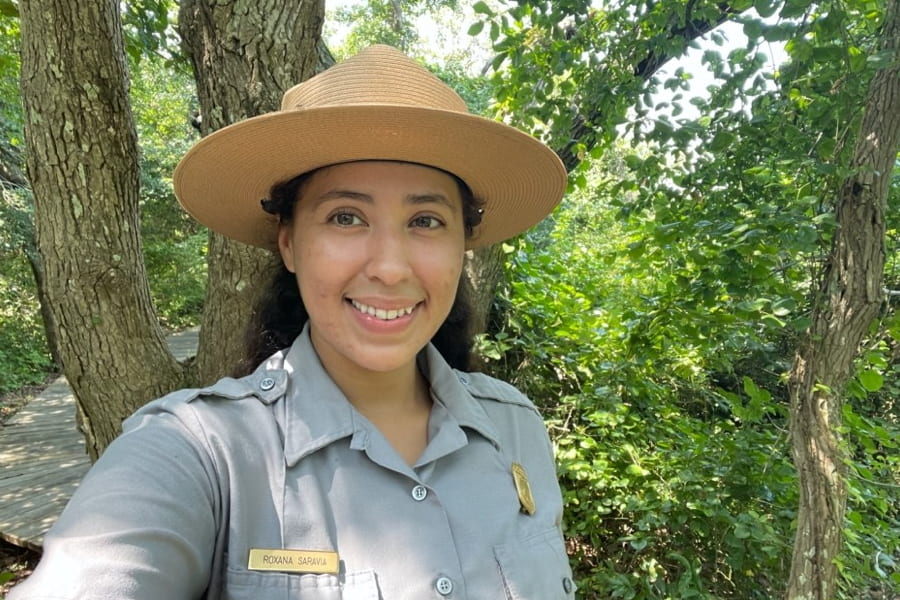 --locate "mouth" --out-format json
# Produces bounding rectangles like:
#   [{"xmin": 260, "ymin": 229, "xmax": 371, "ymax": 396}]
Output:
[{"xmin": 350, "ymin": 299, "xmax": 418, "ymax": 321}]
